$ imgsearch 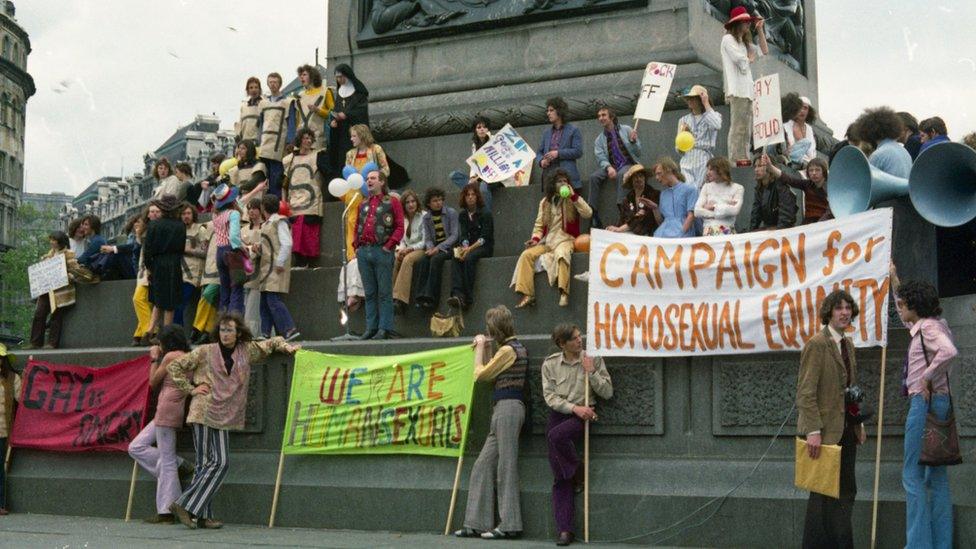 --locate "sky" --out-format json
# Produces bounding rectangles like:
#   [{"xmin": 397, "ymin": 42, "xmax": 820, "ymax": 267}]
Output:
[{"xmin": 17, "ymin": 1, "xmax": 976, "ymax": 195}]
